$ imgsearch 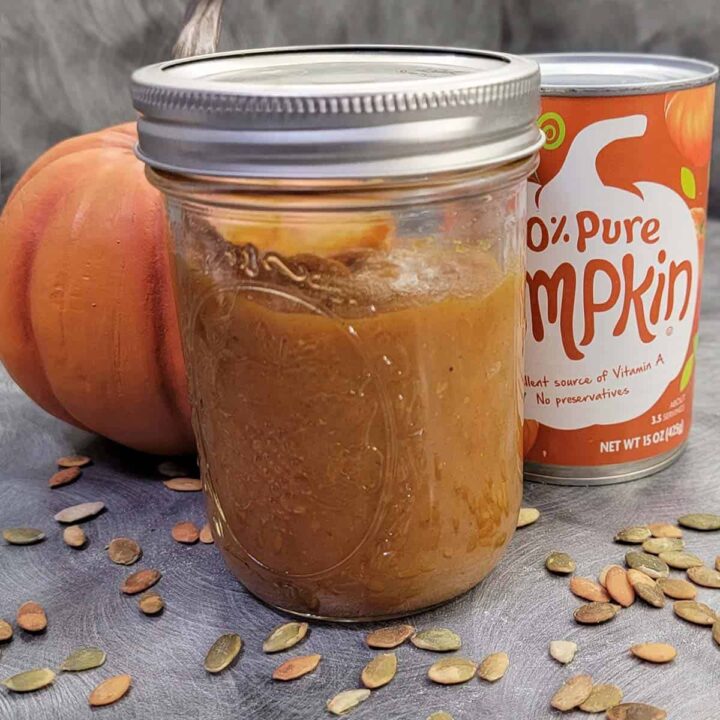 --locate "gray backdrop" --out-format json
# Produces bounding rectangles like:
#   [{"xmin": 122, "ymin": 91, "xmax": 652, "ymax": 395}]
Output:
[{"xmin": 2, "ymin": 0, "xmax": 720, "ymax": 212}]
